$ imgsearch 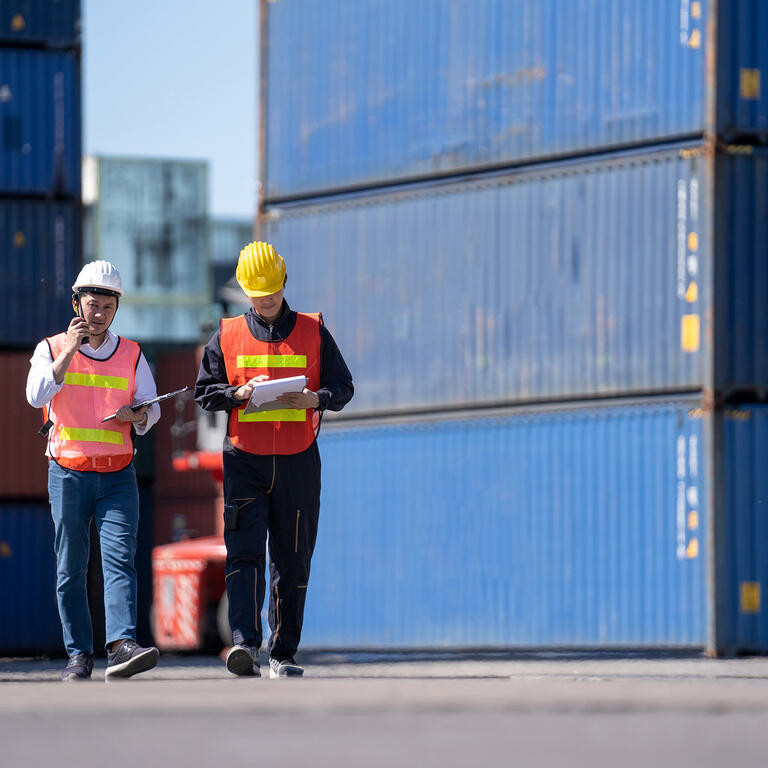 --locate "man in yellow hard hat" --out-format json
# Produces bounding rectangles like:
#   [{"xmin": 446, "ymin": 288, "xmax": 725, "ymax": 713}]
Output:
[{"xmin": 194, "ymin": 241, "xmax": 353, "ymax": 678}]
